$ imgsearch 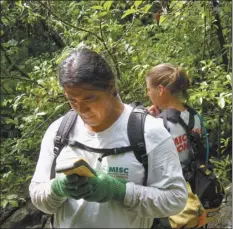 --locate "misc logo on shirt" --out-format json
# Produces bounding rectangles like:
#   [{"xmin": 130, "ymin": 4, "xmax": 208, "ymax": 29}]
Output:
[
  {"xmin": 173, "ymin": 128, "xmax": 201, "ymax": 153},
  {"xmin": 102, "ymin": 166, "xmax": 129, "ymax": 180},
  {"xmin": 174, "ymin": 134, "xmax": 188, "ymax": 153}
]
